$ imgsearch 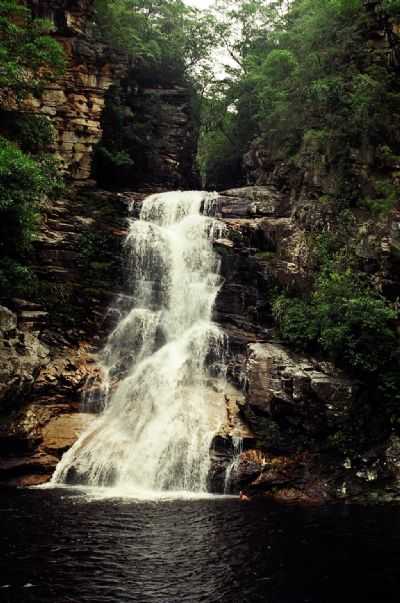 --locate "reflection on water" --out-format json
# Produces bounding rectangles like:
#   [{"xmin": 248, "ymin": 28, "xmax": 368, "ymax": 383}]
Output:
[{"xmin": 1, "ymin": 487, "xmax": 400, "ymax": 602}]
